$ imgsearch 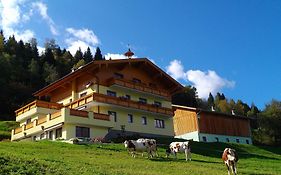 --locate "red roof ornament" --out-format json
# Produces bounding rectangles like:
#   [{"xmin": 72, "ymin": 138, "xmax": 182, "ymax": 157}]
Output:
[{"xmin": 124, "ymin": 48, "xmax": 134, "ymax": 59}]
